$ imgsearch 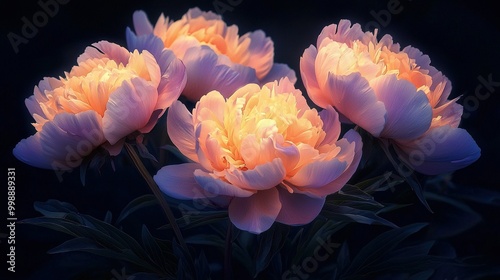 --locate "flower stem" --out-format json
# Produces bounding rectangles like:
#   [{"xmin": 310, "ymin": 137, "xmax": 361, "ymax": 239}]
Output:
[{"xmin": 124, "ymin": 143, "xmax": 189, "ymax": 254}]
